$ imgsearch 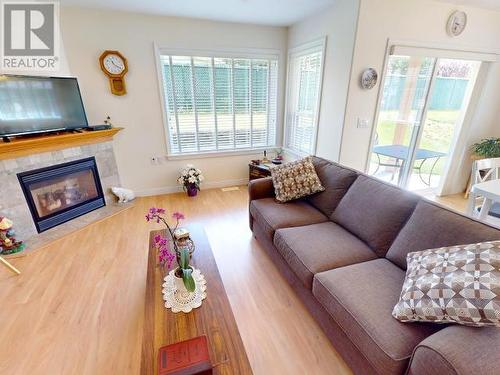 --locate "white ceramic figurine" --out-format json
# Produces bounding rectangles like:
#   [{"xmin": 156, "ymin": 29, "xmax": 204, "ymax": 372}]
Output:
[{"xmin": 111, "ymin": 187, "xmax": 136, "ymax": 203}]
